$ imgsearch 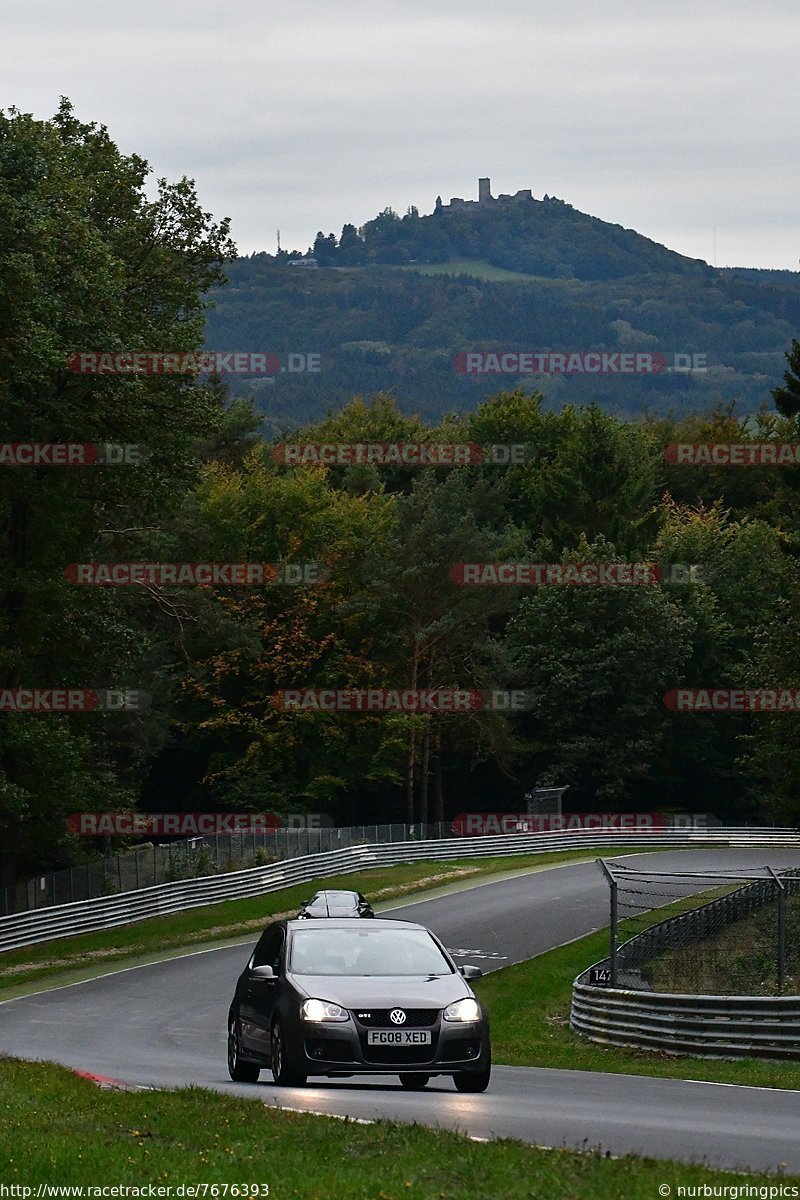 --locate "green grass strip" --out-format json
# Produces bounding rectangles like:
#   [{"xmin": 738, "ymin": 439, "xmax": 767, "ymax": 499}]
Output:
[{"xmin": 0, "ymin": 1058, "xmax": 795, "ymax": 1195}]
